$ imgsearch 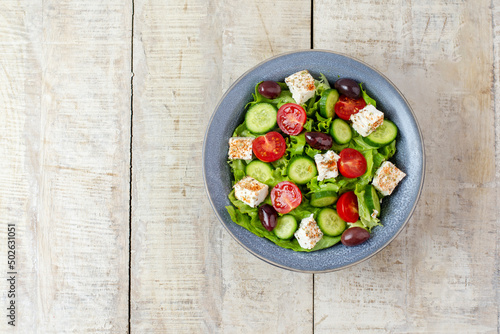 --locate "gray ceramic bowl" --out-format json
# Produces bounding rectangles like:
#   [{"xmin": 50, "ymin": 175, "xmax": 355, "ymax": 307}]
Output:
[{"xmin": 203, "ymin": 50, "xmax": 424, "ymax": 273}]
